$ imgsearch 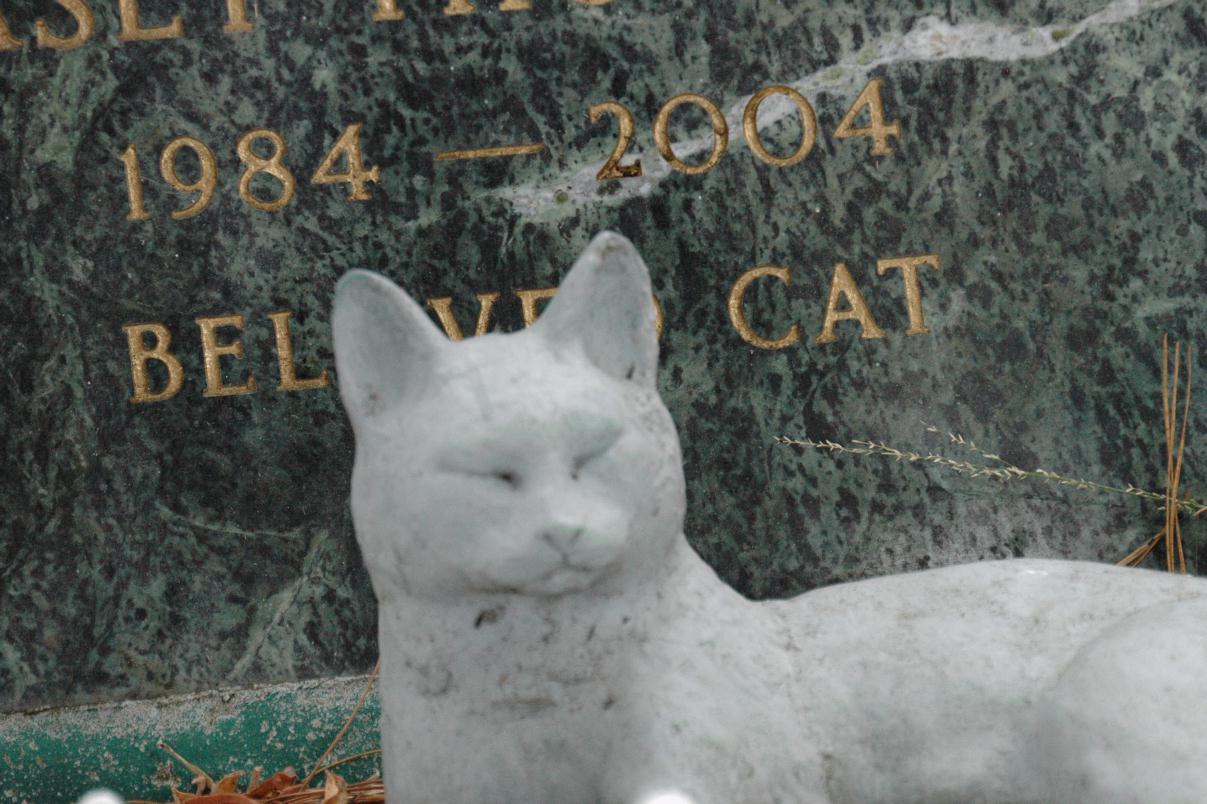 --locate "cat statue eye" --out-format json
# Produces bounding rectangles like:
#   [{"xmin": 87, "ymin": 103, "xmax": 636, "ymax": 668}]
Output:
[{"xmin": 333, "ymin": 232, "xmax": 1207, "ymax": 804}]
